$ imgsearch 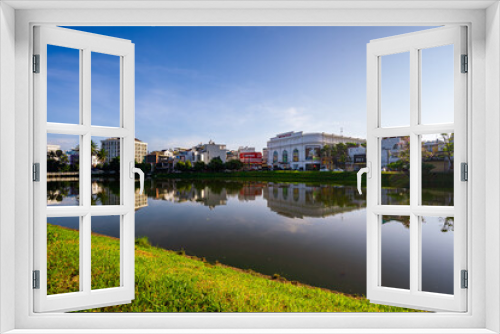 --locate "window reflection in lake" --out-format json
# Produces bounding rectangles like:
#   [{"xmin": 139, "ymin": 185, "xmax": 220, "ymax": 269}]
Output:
[{"xmin": 47, "ymin": 179, "xmax": 453, "ymax": 295}]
